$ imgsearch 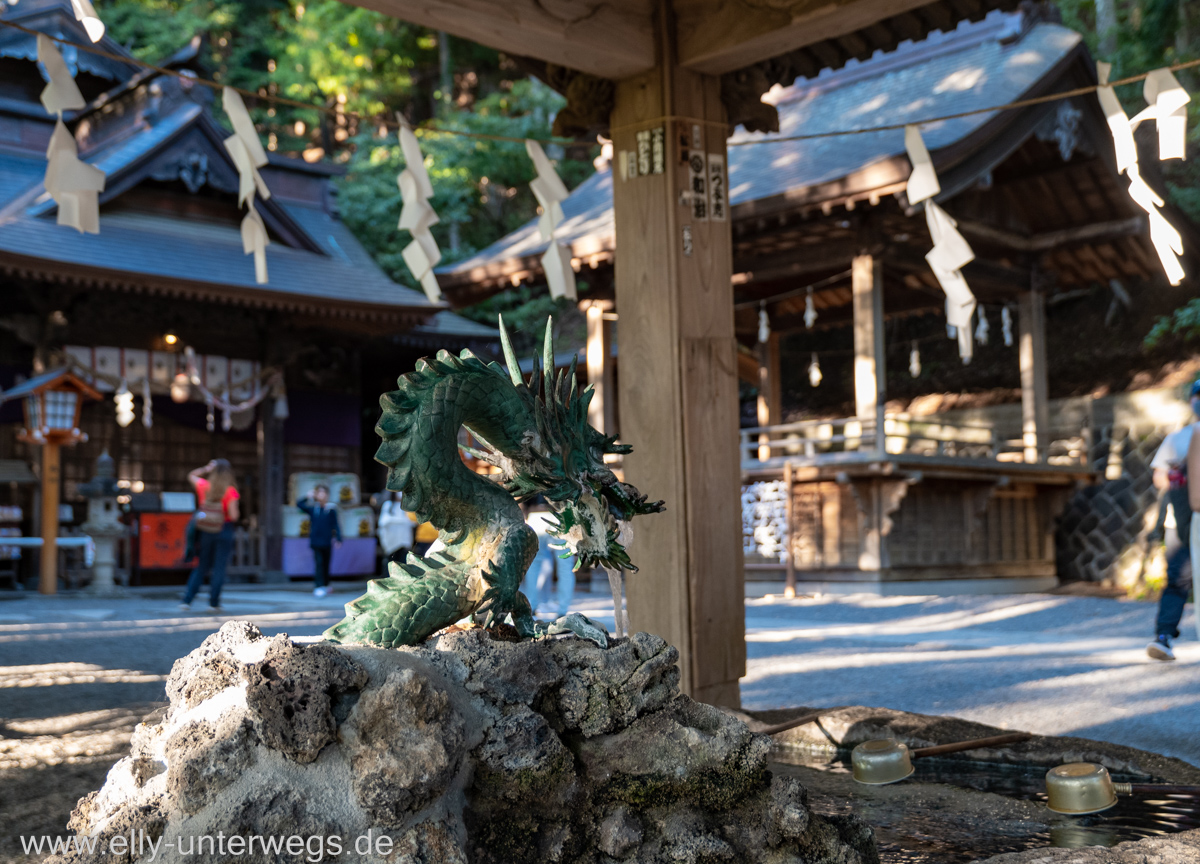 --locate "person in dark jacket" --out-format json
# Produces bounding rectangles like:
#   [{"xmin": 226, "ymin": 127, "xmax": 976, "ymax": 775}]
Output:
[{"xmin": 298, "ymin": 484, "xmax": 342, "ymax": 598}]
